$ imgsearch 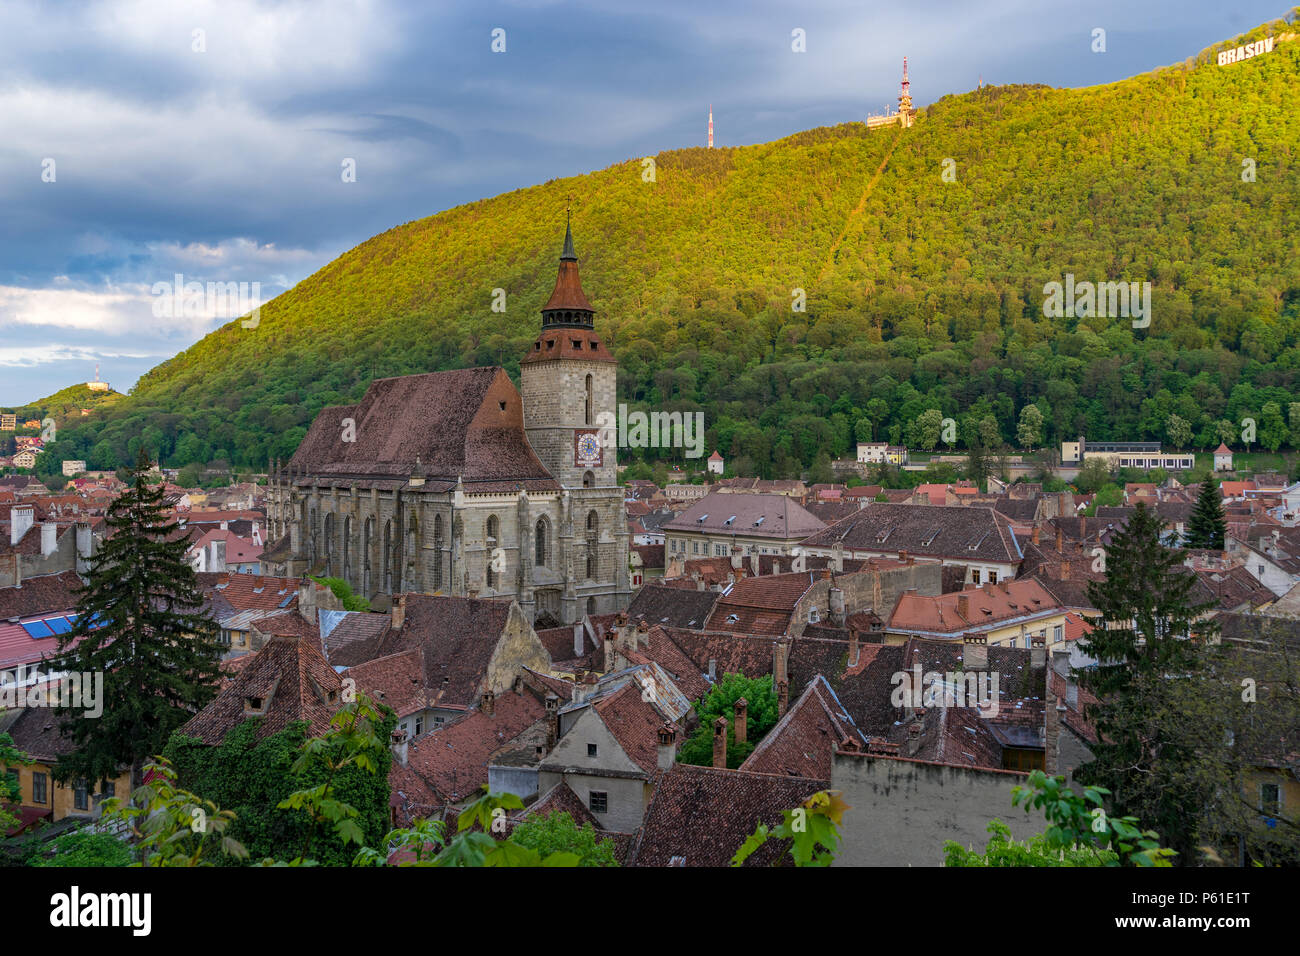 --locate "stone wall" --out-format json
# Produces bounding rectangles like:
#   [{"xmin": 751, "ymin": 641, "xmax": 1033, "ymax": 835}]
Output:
[{"xmin": 830, "ymin": 750, "xmax": 1036, "ymax": 866}]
